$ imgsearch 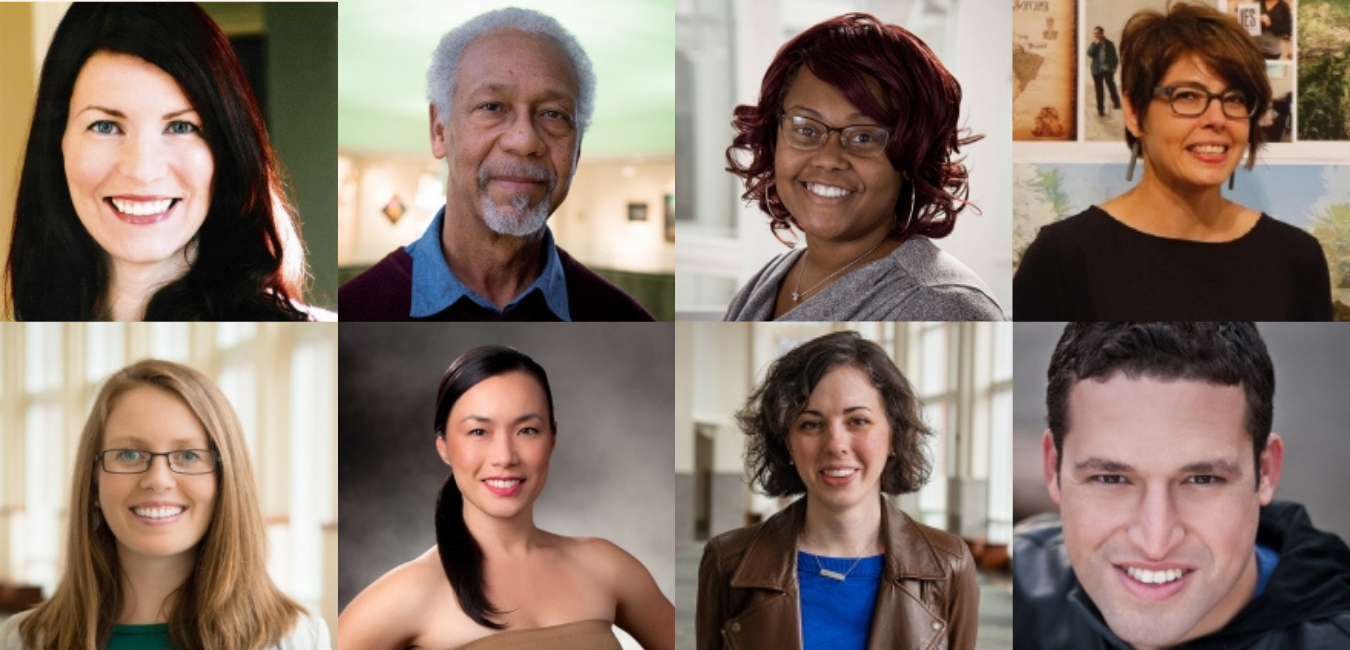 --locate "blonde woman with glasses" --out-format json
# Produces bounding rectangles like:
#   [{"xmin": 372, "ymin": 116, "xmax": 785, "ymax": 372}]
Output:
[{"xmin": 0, "ymin": 360, "xmax": 329, "ymax": 650}]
